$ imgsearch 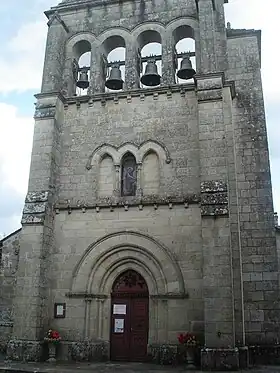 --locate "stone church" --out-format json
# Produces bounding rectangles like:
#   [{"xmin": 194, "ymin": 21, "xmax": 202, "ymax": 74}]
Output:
[{"xmin": 1, "ymin": 0, "xmax": 280, "ymax": 369}]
